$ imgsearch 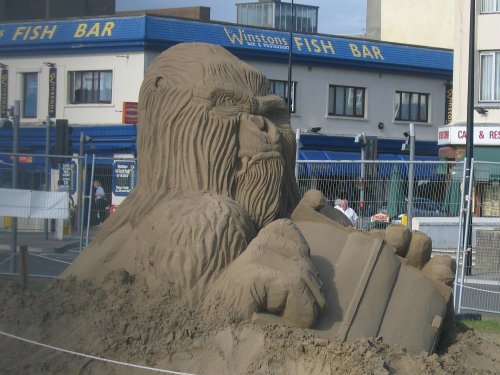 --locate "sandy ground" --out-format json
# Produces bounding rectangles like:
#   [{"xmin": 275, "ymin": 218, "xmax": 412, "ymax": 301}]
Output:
[{"xmin": 0, "ymin": 272, "xmax": 499, "ymax": 375}]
